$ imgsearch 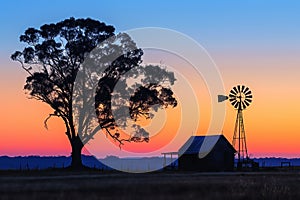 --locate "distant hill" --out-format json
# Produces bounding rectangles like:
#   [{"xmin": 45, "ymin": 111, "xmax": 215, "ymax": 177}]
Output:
[
  {"xmin": 0, "ymin": 155, "xmax": 108, "ymax": 170},
  {"xmin": 0, "ymin": 155, "xmax": 166, "ymax": 171},
  {"xmin": 0, "ymin": 156, "xmax": 299, "ymax": 171},
  {"xmin": 253, "ymin": 157, "xmax": 300, "ymax": 167}
]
